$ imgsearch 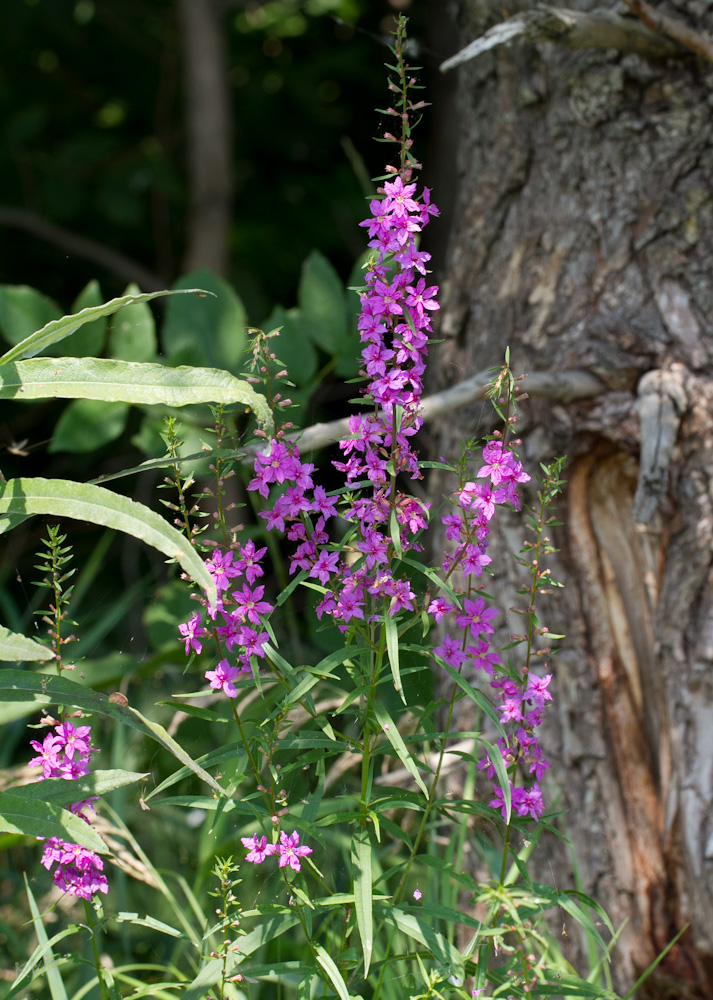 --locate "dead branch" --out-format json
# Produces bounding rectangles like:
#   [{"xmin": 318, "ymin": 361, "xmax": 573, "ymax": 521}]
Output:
[{"xmin": 440, "ymin": 5, "xmax": 683, "ymax": 73}]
